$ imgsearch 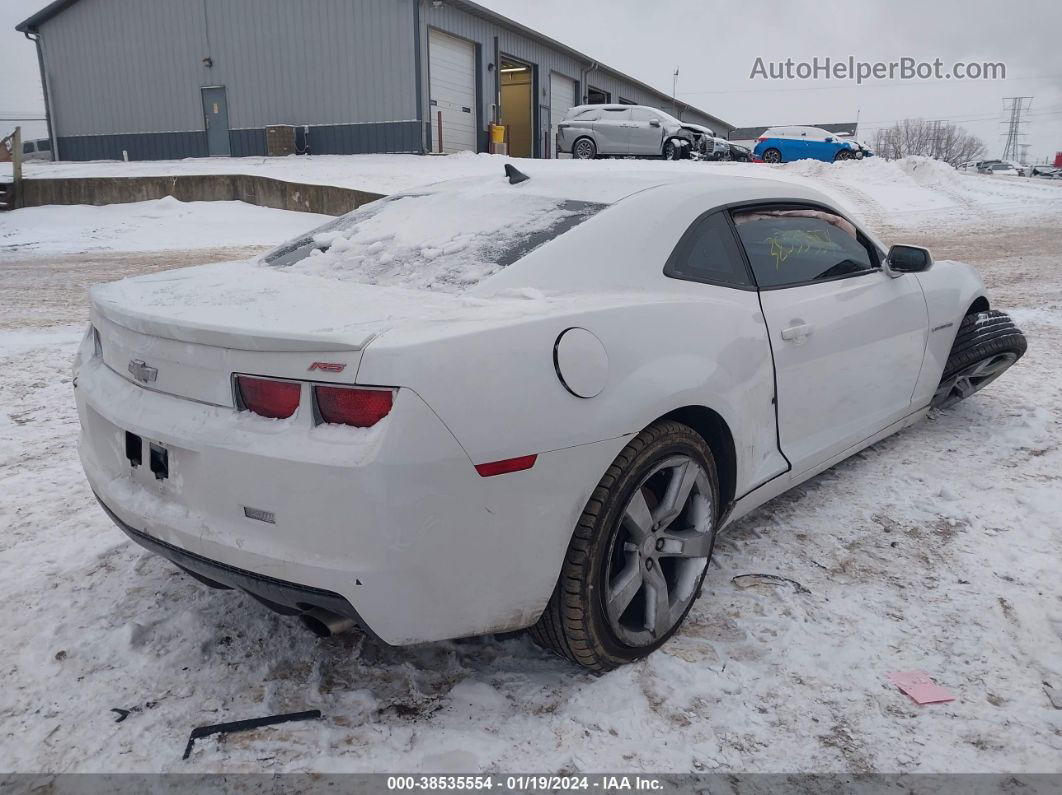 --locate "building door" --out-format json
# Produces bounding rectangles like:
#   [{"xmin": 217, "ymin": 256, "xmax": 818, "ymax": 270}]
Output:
[
  {"xmin": 499, "ymin": 55, "xmax": 533, "ymax": 158},
  {"xmin": 428, "ymin": 29, "xmax": 477, "ymax": 153},
  {"xmin": 549, "ymin": 73, "xmax": 577, "ymax": 158},
  {"xmin": 201, "ymin": 86, "xmax": 231, "ymax": 157}
]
